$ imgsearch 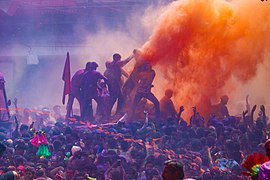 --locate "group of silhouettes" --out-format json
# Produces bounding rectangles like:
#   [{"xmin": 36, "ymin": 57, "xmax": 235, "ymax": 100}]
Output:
[{"xmin": 66, "ymin": 49, "xmax": 163, "ymax": 123}]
